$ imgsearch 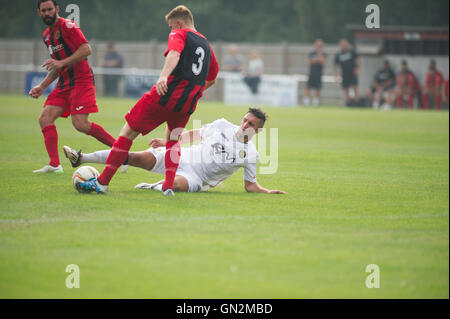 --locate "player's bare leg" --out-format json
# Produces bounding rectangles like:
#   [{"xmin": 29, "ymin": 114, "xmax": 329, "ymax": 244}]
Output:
[
  {"xmin": 396, "ymin": 88, "xmax": 404, "ymax": 108},
  {"xmin": 71, "ymin": 113, "xmax": 116, "ymax": 147},
  {"xmin": 313, "ymin": 89, "xmax": 321, "ymax": 106},
  {"xmin": 433, "ymin": 87, "xmax": 441, "ymax": 110},
  {"xmin": 386, "ymin": 89, "xmax": 394, "ymax": 108},
  {"xmin": 352, "ymin": 85, "xmax": 359, "ymax": 102},
  {"xmin": 343, "ymin": 88, "xmax": 350, "ymax": 105},
  {"xmin": 422, "ymin": 87, "xmax": 430, "ymax": 109},
  {"xmin": 303, "ymin": 88, "xmax": 311, "ymax": 105},
  {"xmin": 64, "ymin": 146, "xmax": 156, "ymax": 170},
  {"xmin": 34, "ymin": 105, "xmax": 64, "ymax": 173},
  {"xmin": 374, "ymin": 88, "xmax": 382, "ymax": 107},
  {"xmin": 78, "ymin": 123, "xmax": 139, "ymax": 193}
]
